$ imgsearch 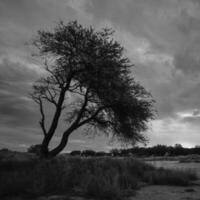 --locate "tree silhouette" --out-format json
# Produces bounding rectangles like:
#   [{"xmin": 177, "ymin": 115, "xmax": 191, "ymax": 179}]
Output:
[
  {"xmin": 27, "ymin": 144, "xmax": 42, "ymax": 155},
  {"xmin": 31, "ymin": 21, "xmax": 155, "ymax": 157}
]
